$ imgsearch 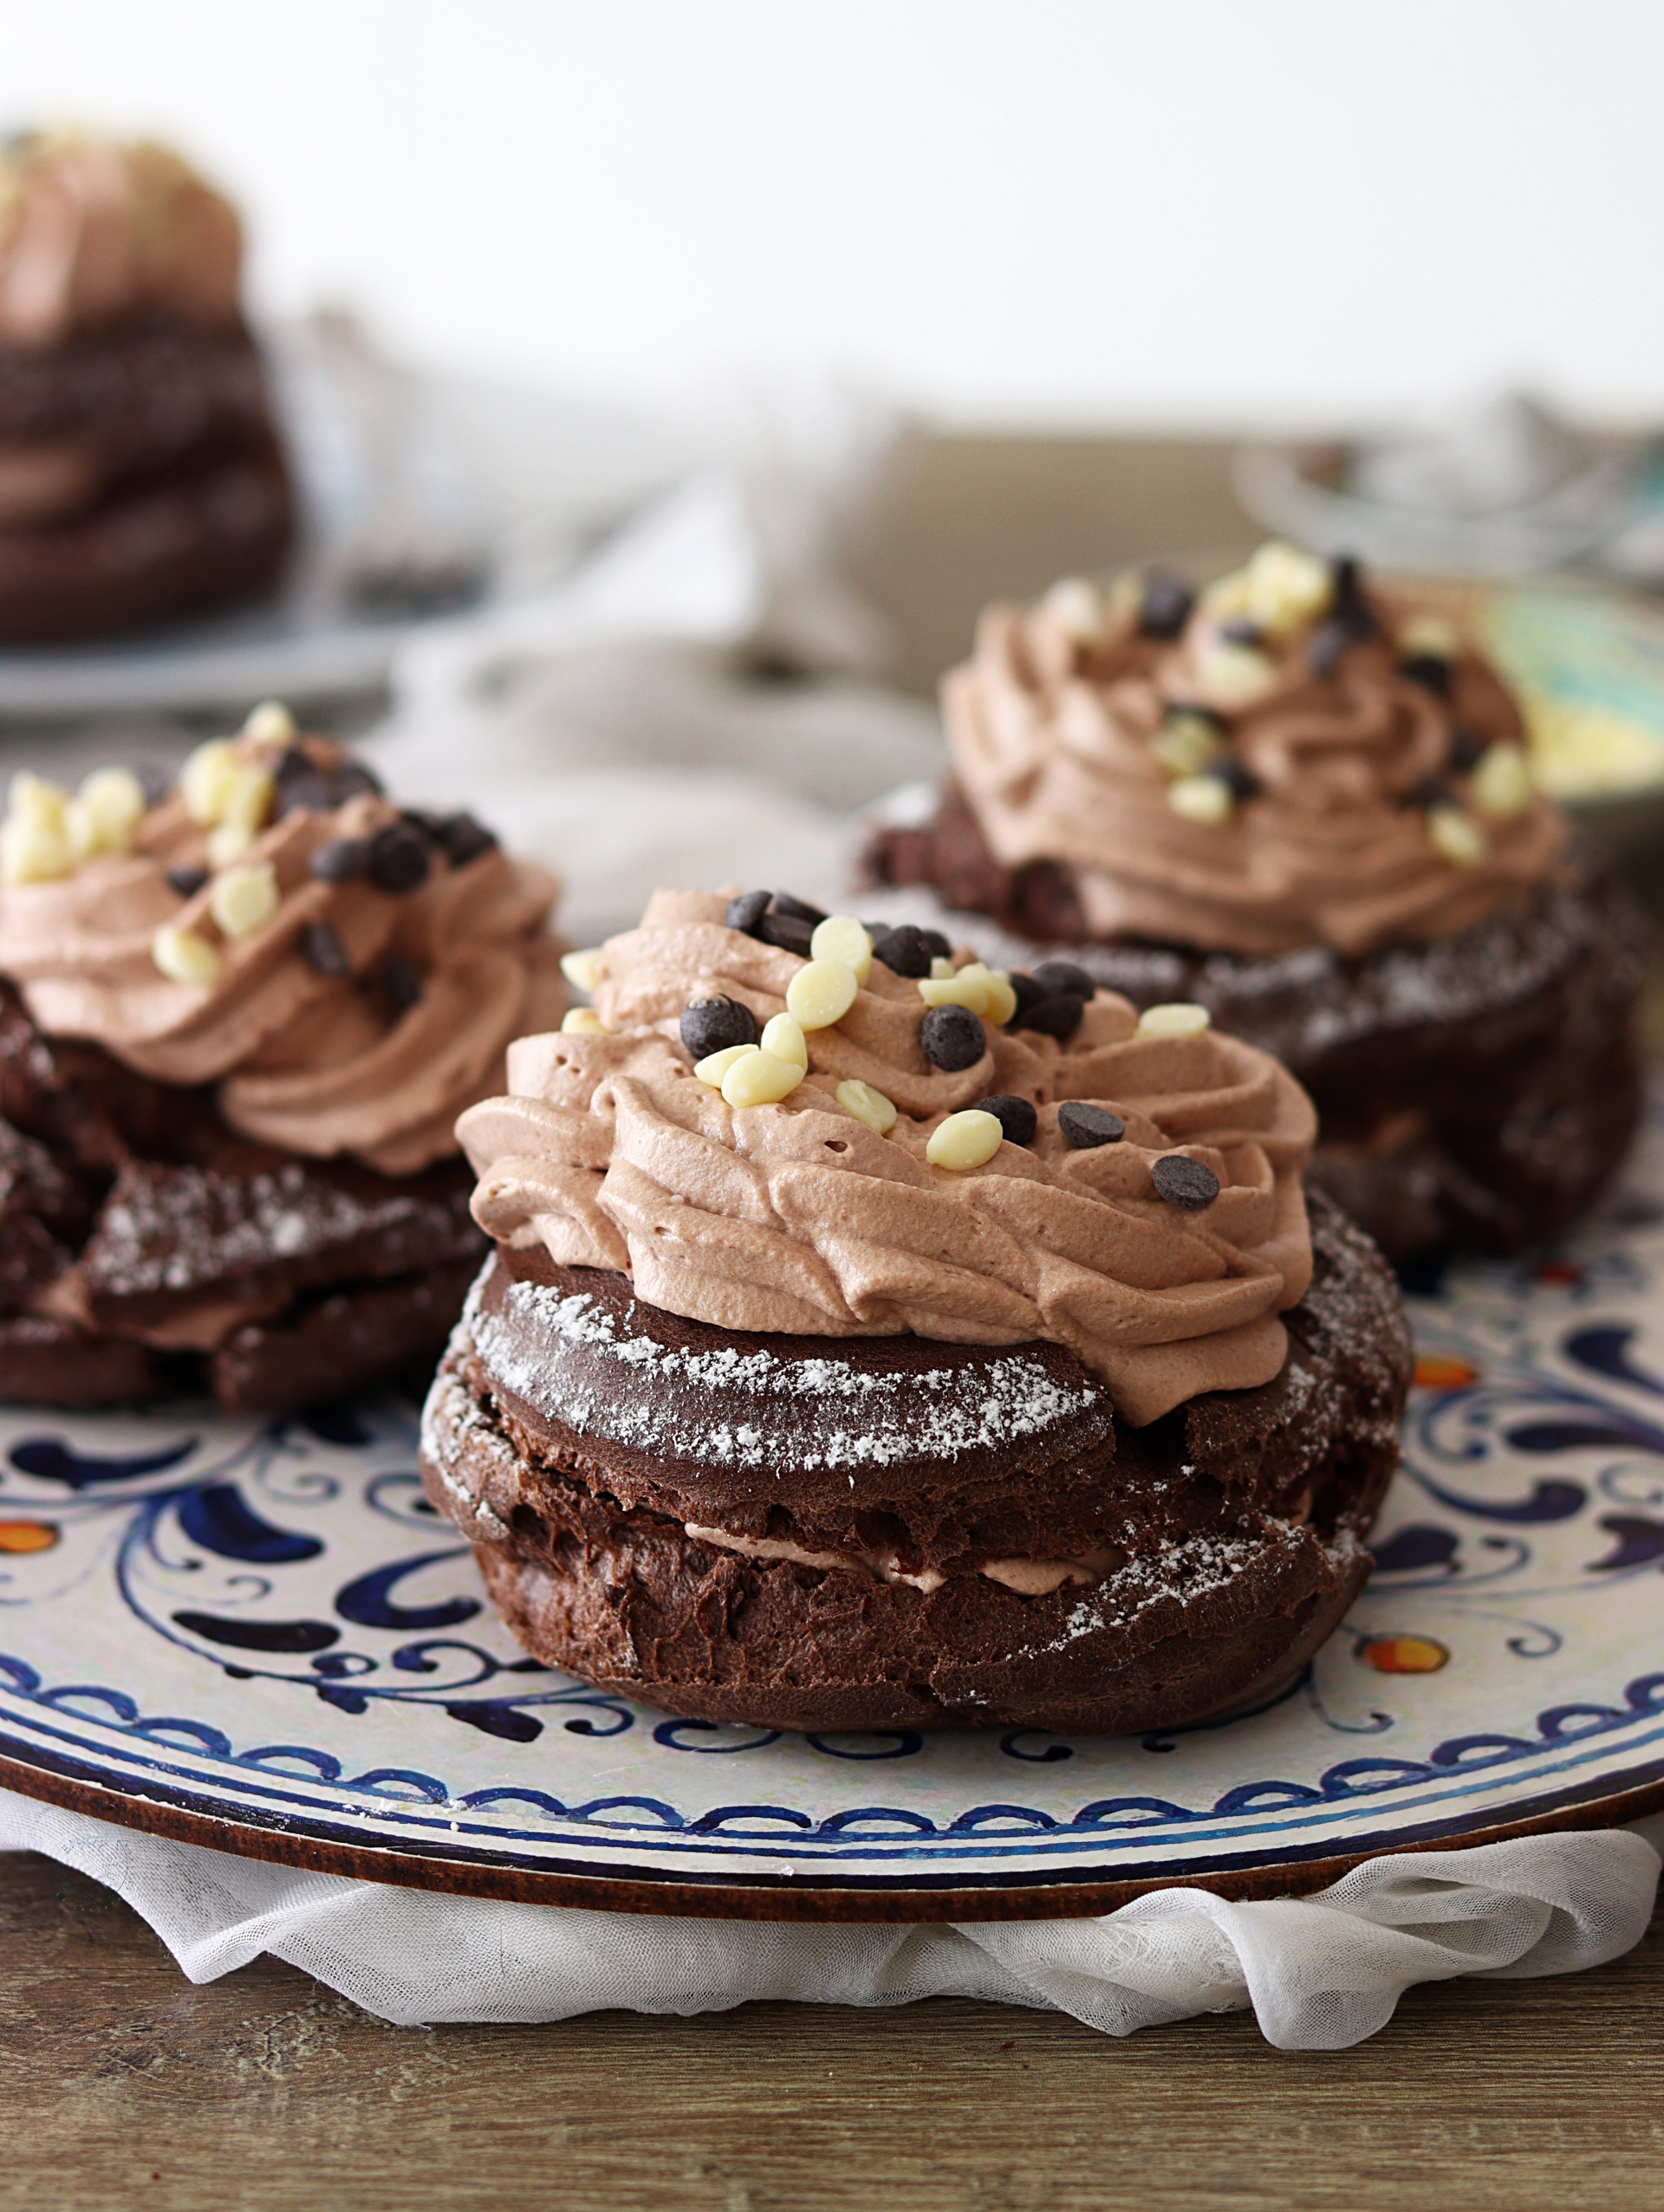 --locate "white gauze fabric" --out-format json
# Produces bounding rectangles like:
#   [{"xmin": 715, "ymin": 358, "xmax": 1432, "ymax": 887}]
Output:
[{"xmin": 2, "ymin": 1790, "xmax": 1655, "ymax": 2049}]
